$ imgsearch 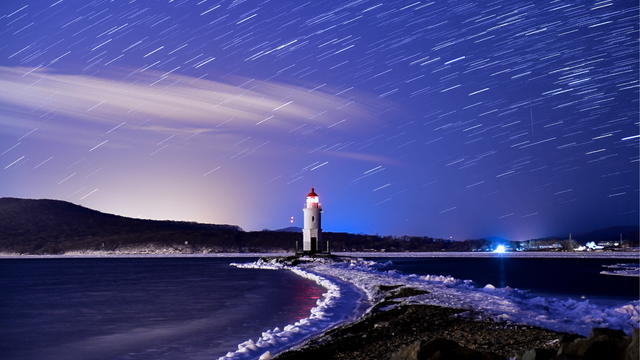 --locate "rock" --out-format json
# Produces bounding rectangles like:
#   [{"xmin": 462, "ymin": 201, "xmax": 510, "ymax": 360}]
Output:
[
  {"xmin": 591, "ymin": 328, "xmax": 627, "ymax": 339},
  {"xmin": 626, "ymin": 329, "xmax": 638, "ymax": 360},
  {"xmin": 380, "ymin": 284, "xmax": 404, "ymax": 291},
  {"xmin": 374, "ymin": 321, "xmax": 389, "ymax": 329},
  {"xmin": 391, "ymin": 340, "xmax": 421, "ymax": 360},
  {"xmin": 276, "ymin": 303, "xmax": 569, "ymax": 360},
  {"xmin": 371, "ymin": 300, "xmax": 400, "ymax": 312},
  {"xmin": 391, "ymin": 338, "xmax": 504, "ymax": 360},
  {"xmin": 559, "ymin": 334, "xmax": 583, "ymax": 345},
  {"xmin": 520, "ymin": 348, "xmax": 556, "ymax": 360},
  {"xmin": 558, "ymin": 327, "xmax": 631, "ymax": 360},
  {"xmin": 420, "ymin": 338, "xmax": 504, "ymax": 360},
  {"xmin": 259, "ymin": 351, "xmax": 272, "ymax": 360},
  {"xmin": 387, "ymin": 287, "xmax": 430, "ymax": 300}
]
